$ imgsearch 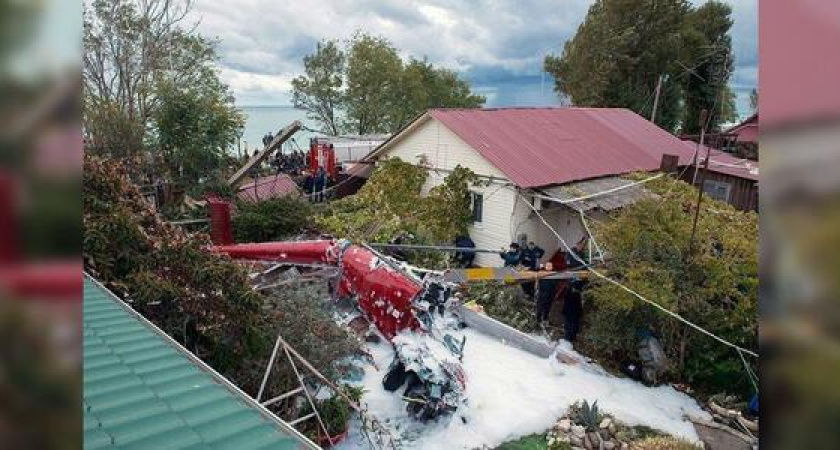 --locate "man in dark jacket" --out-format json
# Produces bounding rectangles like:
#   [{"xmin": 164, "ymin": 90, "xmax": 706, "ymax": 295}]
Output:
[
  {"xmin": 499, "ymin": 243, "xmax": 522, "ymax": 267},
  {"xmin": 302, "ymin": 170, "xmax": 314, "ymax": 197},
  {"xmin": 520, "ymin": 242, "xmax": 545, "ymax": 300},
  {"xmin": 536, "ymin": 262, "xmax": 560, "ymax": 324},
  {"xmin": 566, "ymin": 236, "xmax": 589, "ymax": 269},
  {"xmin": 453, "ymin": 235, "xmax": 476, "ymax": 268},
  {"xmin": 562, "ymin": 278, "xmax": 585, "ymax": 342},
  {"xmin": 521, "ymin": 242, "xmax": 544, "ymax": 270},
  {"xmin": 313, "ymin": 167, "xmax": 327, "ymax": 202}
]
